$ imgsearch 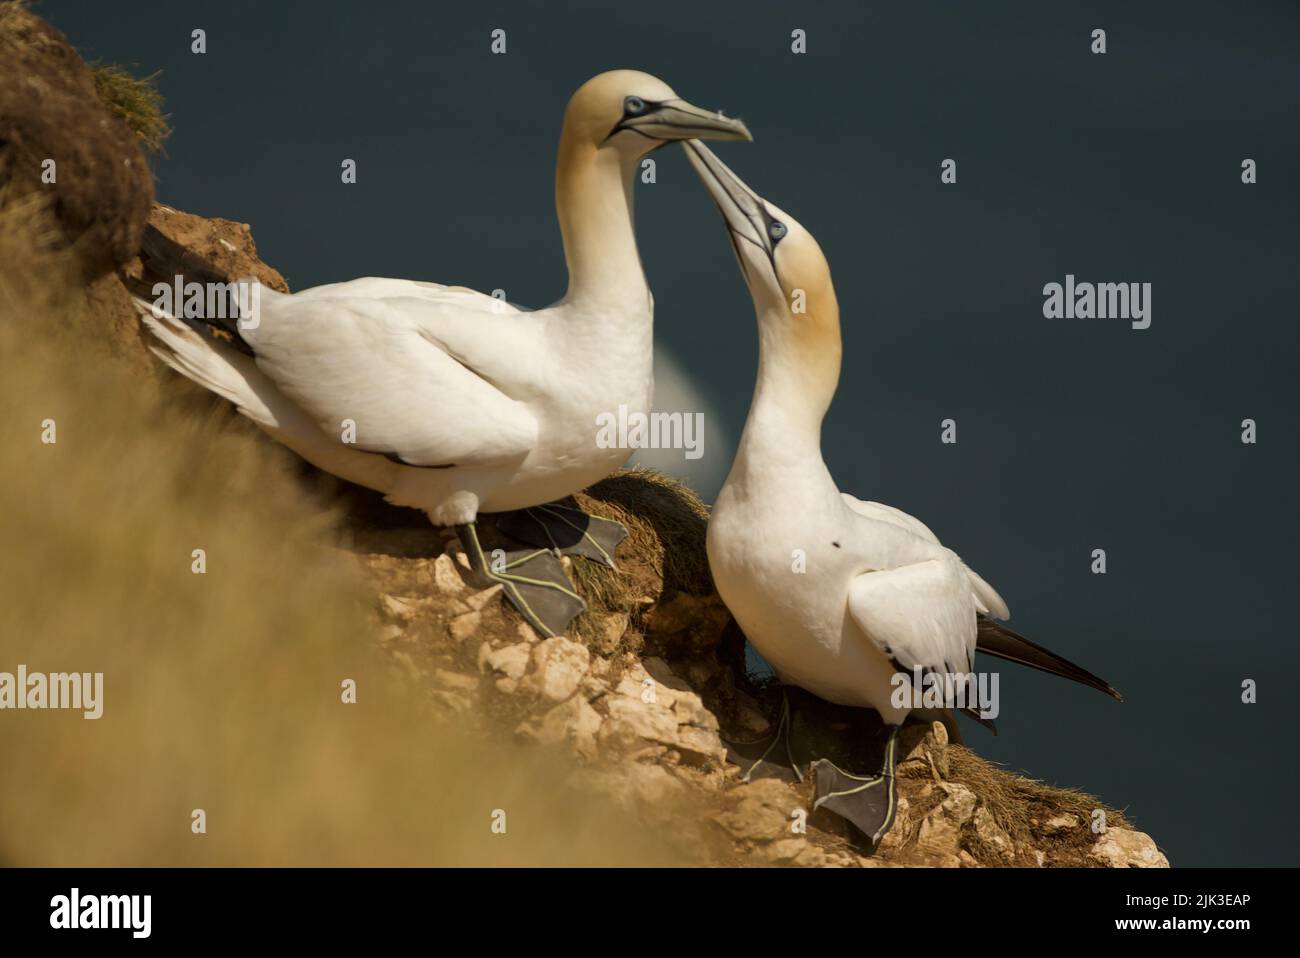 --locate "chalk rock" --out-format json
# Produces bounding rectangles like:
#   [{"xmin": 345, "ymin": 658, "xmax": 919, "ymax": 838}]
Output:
[
  {"xmin": 914, "ymin": 782, "xmax": 978, "ymax": 858},
  {"xmin": 481, "ymin": 642, "xmax": 531, "ymax": 681},
  {"xmin": 517, "ymin": 695, "xmax": 603, "ymax": 758},
  {"xmin": 896, "ymin": 720, "xmax": 949, "ymax": 779},
  {"xmin": 969, "ymin": 806, "xmax": 1016, "ymax": 865},
  {"xmin": 432, "ymin": 553, "xmax": 466, "ymax": 593},
  {"xmin": 447, "ymin": 610, "xmax": 481, "ymax": 642},
  {"xmin": 378, "ymin": 593, "xmax": 420, "ymax": 623},
  {"xmin": 521, "ymin": 637, "xmax": 590, "ymax": 702},
  {"xmin": 1089, "ymin": 828, "xmax": 1169, "ymax": 868},
  {"xmin": 1039, "ymin": 812, "xmax": 1081, "ymax": 836},
  {"xmin": 600, "ymin": 659, "xmax": 726, "ymax": 765},
  {"xmin": 714, "ymin": 779, "xmax": 802, "ymax": 843}
]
